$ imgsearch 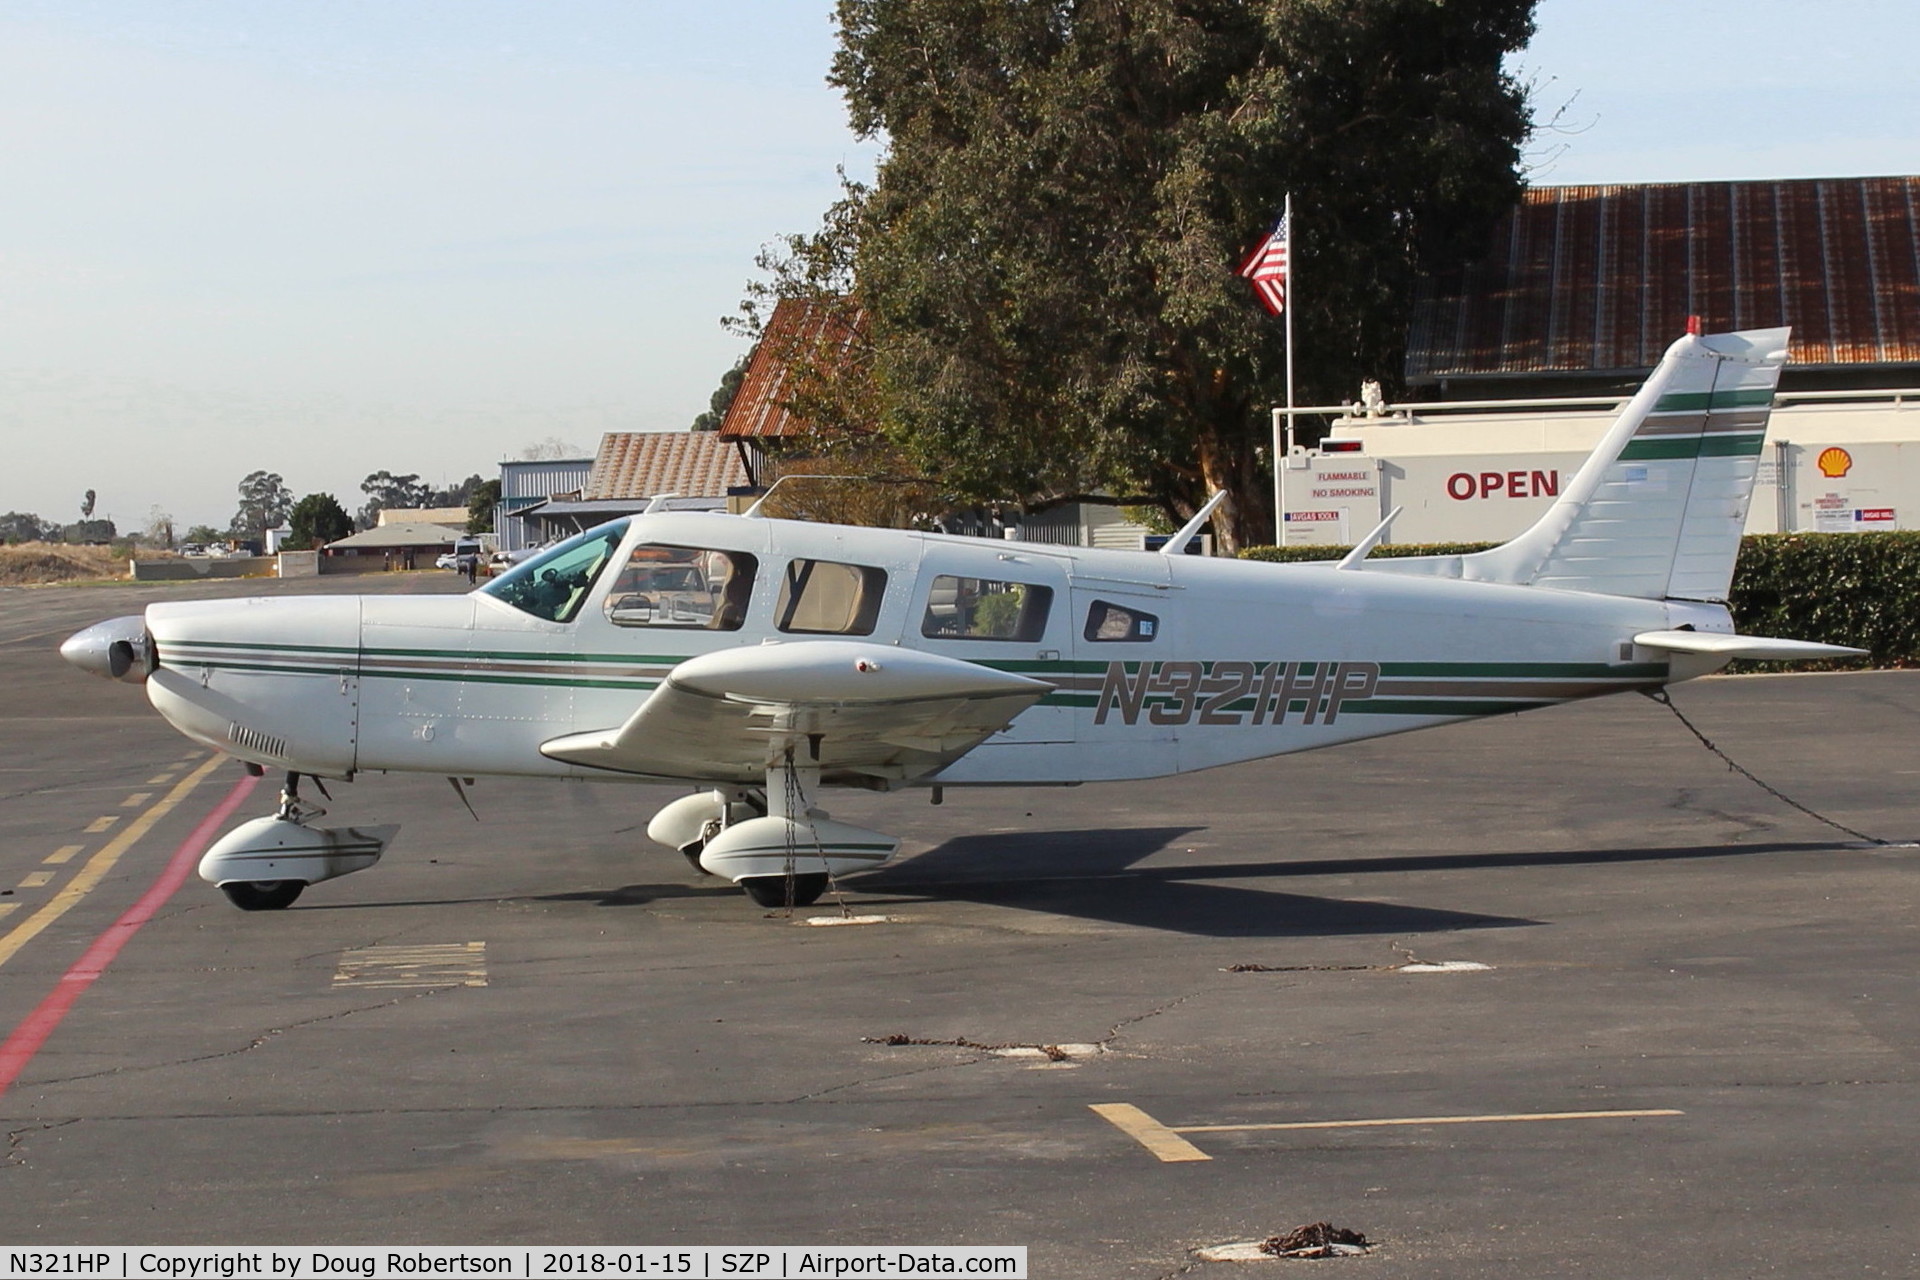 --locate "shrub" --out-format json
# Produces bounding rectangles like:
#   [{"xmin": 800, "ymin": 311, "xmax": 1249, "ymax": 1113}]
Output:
[
  {"xmin": 1729, "ymin": 533, "xmax": 1920, "ymax": 667},
  {"xmin": 1240, "ymin": 533, "xmax": 1920, "ymax": 667}
]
